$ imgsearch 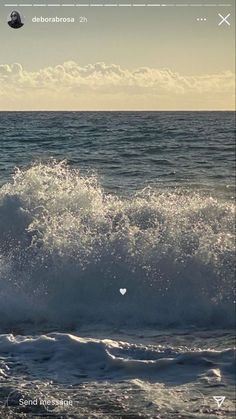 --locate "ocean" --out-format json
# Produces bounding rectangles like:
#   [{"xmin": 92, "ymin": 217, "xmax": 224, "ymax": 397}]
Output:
[{"xmin": 0, "ymin": 111, "xmax": 235, "ymax": 418}]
